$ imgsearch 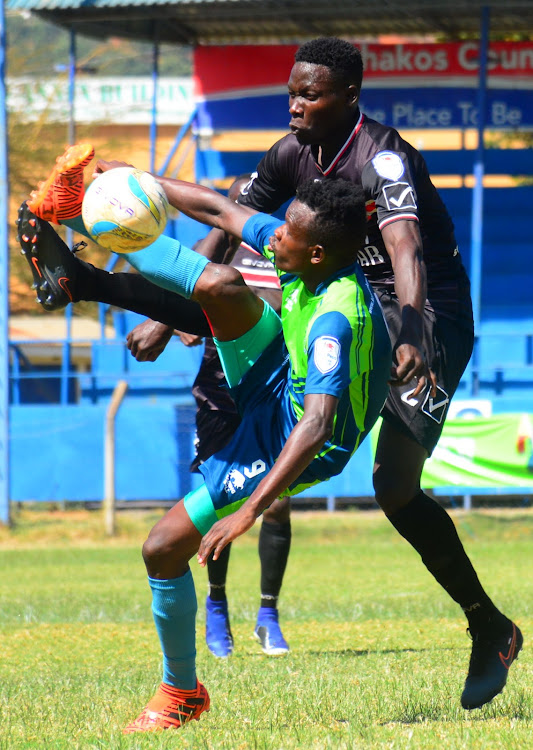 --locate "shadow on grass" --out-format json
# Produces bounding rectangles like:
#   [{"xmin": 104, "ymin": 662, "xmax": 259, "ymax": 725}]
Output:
[
  {"xmin": 304, "ymin": 645, "xmax": 459, "ymax": 657},
  {"xmin": 228, "ymin": 645, "xmax": 459, "ymax": 661}
]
